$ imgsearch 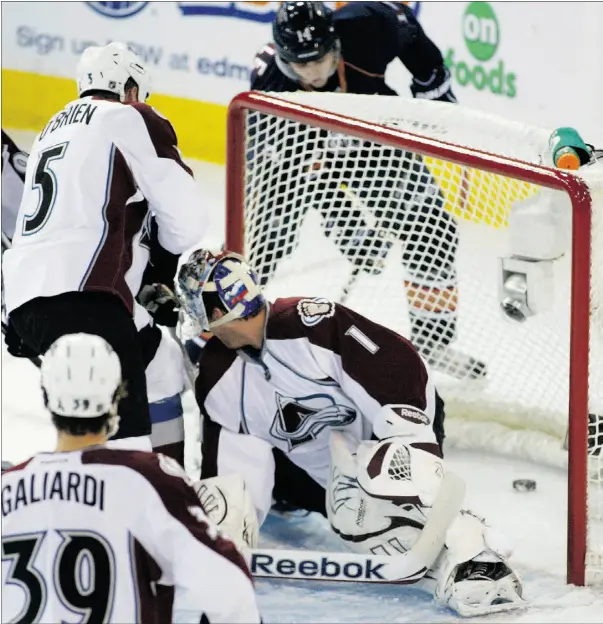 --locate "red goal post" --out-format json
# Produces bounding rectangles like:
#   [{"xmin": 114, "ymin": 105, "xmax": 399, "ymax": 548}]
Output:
[{"xmin": 225, "ymin": 90, "xmax": 598, "ymax": 586}]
